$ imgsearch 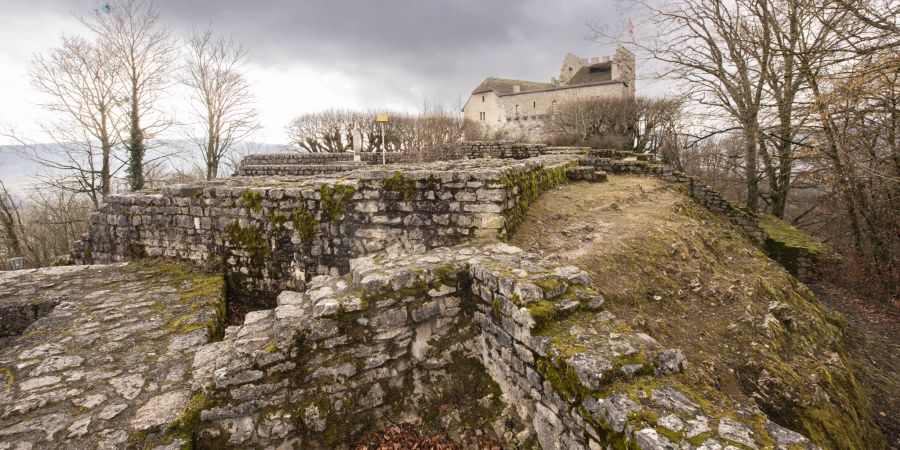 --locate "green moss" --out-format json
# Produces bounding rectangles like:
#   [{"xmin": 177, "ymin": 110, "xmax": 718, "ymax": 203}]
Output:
[
  {"xmin": 418, "ymin": 350, "xmax": 507, "ymax": 435},
  {"xmin": 491, "ymin": 298, "xmax": 503, "ymax": 318},
  {"xmin": 313, "ymin": 391, "xmax": 361, "ymax": 446},
  {"xmin": 499, "ymin": 165, "xmax": 571, "ymax": 238},
  {"xmin": 687, "ymin": 431, "xmax": 715, "ymax": 446},
  {"xmin": 536, "ymin": 357, "xmax": 593, "ymax": 402},
  {"xmin": 527, "ymin": 287, "xmax": 584, "ymax": 335},
  {"xmin": 789, "ymin": 364, "xmax": 883, "ymax": 450},
  {"xmin": 629, "ymin": 409, "xmax": 660, "ymax": 427},
  {"xmin": 319, "ymin": 184, "xmax": 356, "ymax": 221},
  {"xmin": 127, "ymin": 430, "xmax": 150, "ymax": 448},
  {"xmin": 433, "ymin": 263, "xmax": 459, "ymax": 286},
  {"xmin": 758, "ymin": 214, "xmax": 822, "ymax": 254},
  {"xmin": 264, "ymin": 341, "xmax": 279, "ymax": 353},
  {"xmin": 126, "ymin": 243, "xmax": 147, "ymax": 258},
  {"xmin": 268, "ymin": 212, "xmax": 287, "ymax": 230},
  {"xmin": 166, "ymin": 390, "xmax": 214, "ymax": 446},
  {"xmin": 240, "ymin": 190, "xmax": 264, "ymax": 213},
  {"xmin": 2, "ymin": 368, "xmax": 12, "ymax": 390},
  {"xmin": 613, "ymin": 351, "xmax": 653, "ymax": 377},
  {"xmin": 533, "ymin": 276, "xmax": 565, "ymax": 297},
  {"xmin": 148, "ymin": 262, "xmax": 226, "ymax": 341},
  {"xmin": 758, "ymin": 213, "xmax": 824, "ymax": 275},
  {"xmin": 424, "ymin": 174, "xmax": 440, "ymax": 190},
  {"xmin": 656, "ymin": 425, "xmax": 683, "ymax": 443},
  {"xmin": 362, "ymin": 280, "xmax": 431, "ymax": 305},
  {"xmin": 225, "ymin": 220, "xmax": 270, "ymax": 263},
  {"xmin": 528, "ymin": 300, "xmax": 564, "ymax": 335},
  {"xmin": 381, "ymin": 171, "xmax": 417, "ymax": 200},
  {"xmin": 290, "ymin": 209, "xmax": 318, "ymax": 242}
]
